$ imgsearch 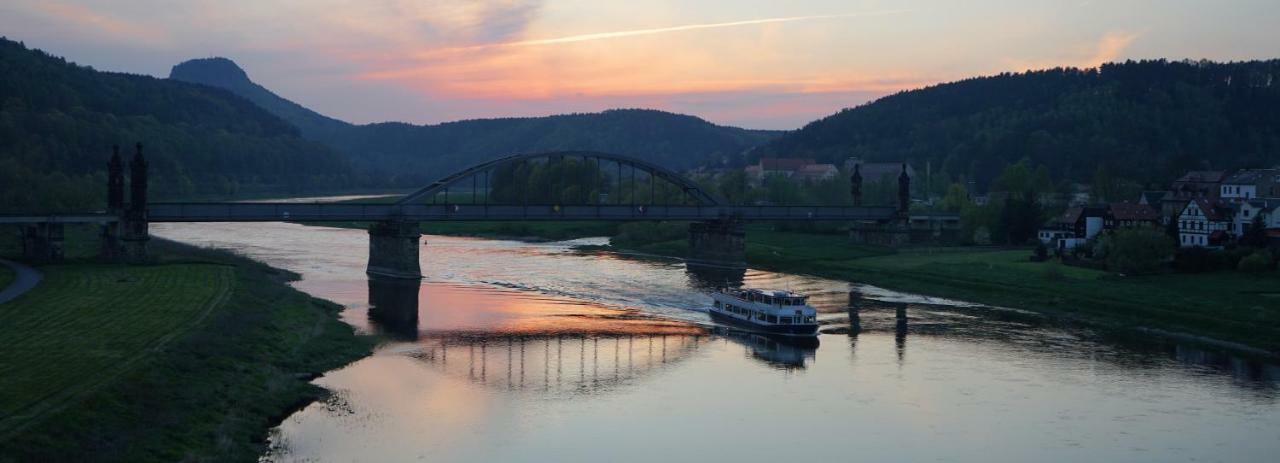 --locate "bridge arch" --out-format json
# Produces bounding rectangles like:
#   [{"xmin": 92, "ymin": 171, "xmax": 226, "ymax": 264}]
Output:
[{"xmin": 395, "ymin": 151, "xmax": 724, "ymax": 206}]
